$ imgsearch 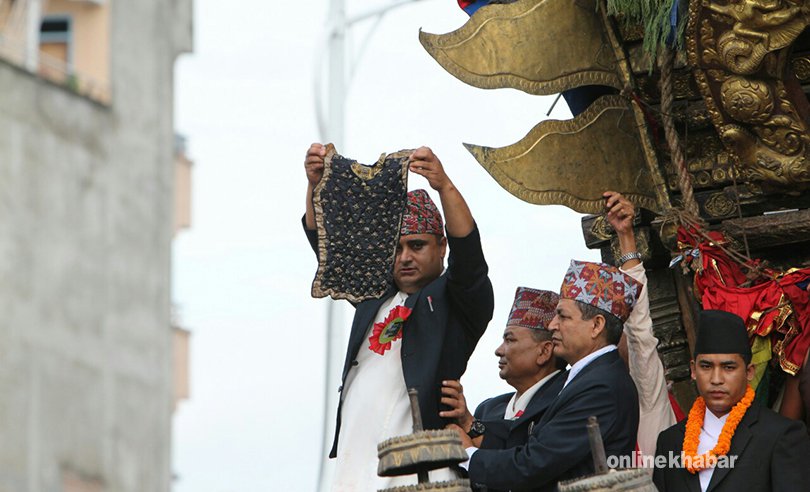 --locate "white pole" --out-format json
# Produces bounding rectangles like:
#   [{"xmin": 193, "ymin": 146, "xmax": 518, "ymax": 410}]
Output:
[
  {"xmin": 316, "ymin": 1, "xmax": 346, "ymax": 490},
  {"xmin": 327, "ymin": 0, "xmax": 346, "ymax": 149}
]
